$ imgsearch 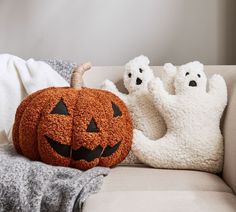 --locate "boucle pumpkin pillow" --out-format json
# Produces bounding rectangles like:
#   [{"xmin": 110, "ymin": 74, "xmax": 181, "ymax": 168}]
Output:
[
  {"xmin": 101, "ymin": 56, "xmax": 176, "ymax": 164},
  {"xmin": 132, "ymin": 61, "xmax": 227, "ymax": 173},
  {"xmin": 13, "ymin": 63, "xmax": 133, "ymax": 170}
]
